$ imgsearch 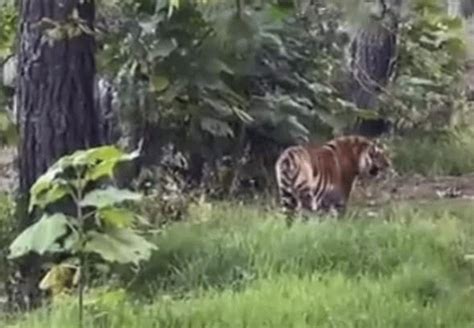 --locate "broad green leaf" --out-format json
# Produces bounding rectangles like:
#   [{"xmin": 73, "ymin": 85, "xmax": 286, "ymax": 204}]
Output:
[
  {"xmin": 29, "ymin": 183, "xmax": 69, "ymax": 212},
  {"xmin": 9, "ymin": 213, "xmax": 70, "ymax": 259},
  {"xmin": 88, "ymin": 160, "xmax": 119, "ymax": 181},
  {"xmin": 72, "ymin": 145, "xmax": 125, "ymax": 167},
  {"xmin": 150, "ymin": 75, "xmax": 170, "ymax": 92},
  {"xmin": 29, "ymin": 163, "xmax": 66, "ymax": 202},
  {"xmin": 80, "ymin": 187, "xmax": 142, "ymax": 209},
  {"xmin": 86, "ymin": 145, "xmax": 124, "ymax": 161},
  {"xmin": 84, "ymin": 228, "xmax": 157, "ymax": 265},
  {"xmin": 88, "ymin": 146, "xmax": 141, "ymax": 181},
  {"xmin": 98, "ymin": 207, "xmax": 136, "ymax": 228}
]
